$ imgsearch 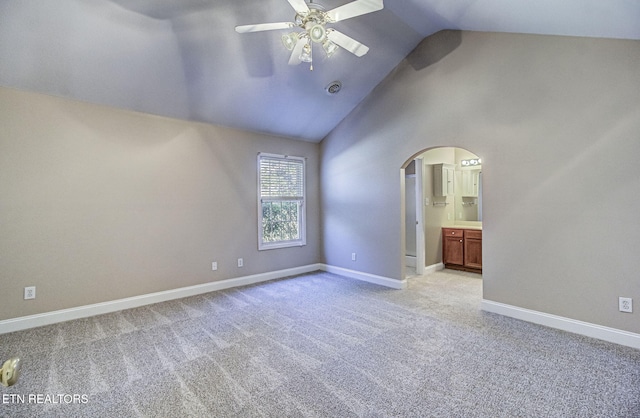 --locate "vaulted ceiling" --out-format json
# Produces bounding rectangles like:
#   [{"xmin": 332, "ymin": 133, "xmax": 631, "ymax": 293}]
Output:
[{"xmin": 1, "ymin": 0, "xmax": 638, "ymax": 142}]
